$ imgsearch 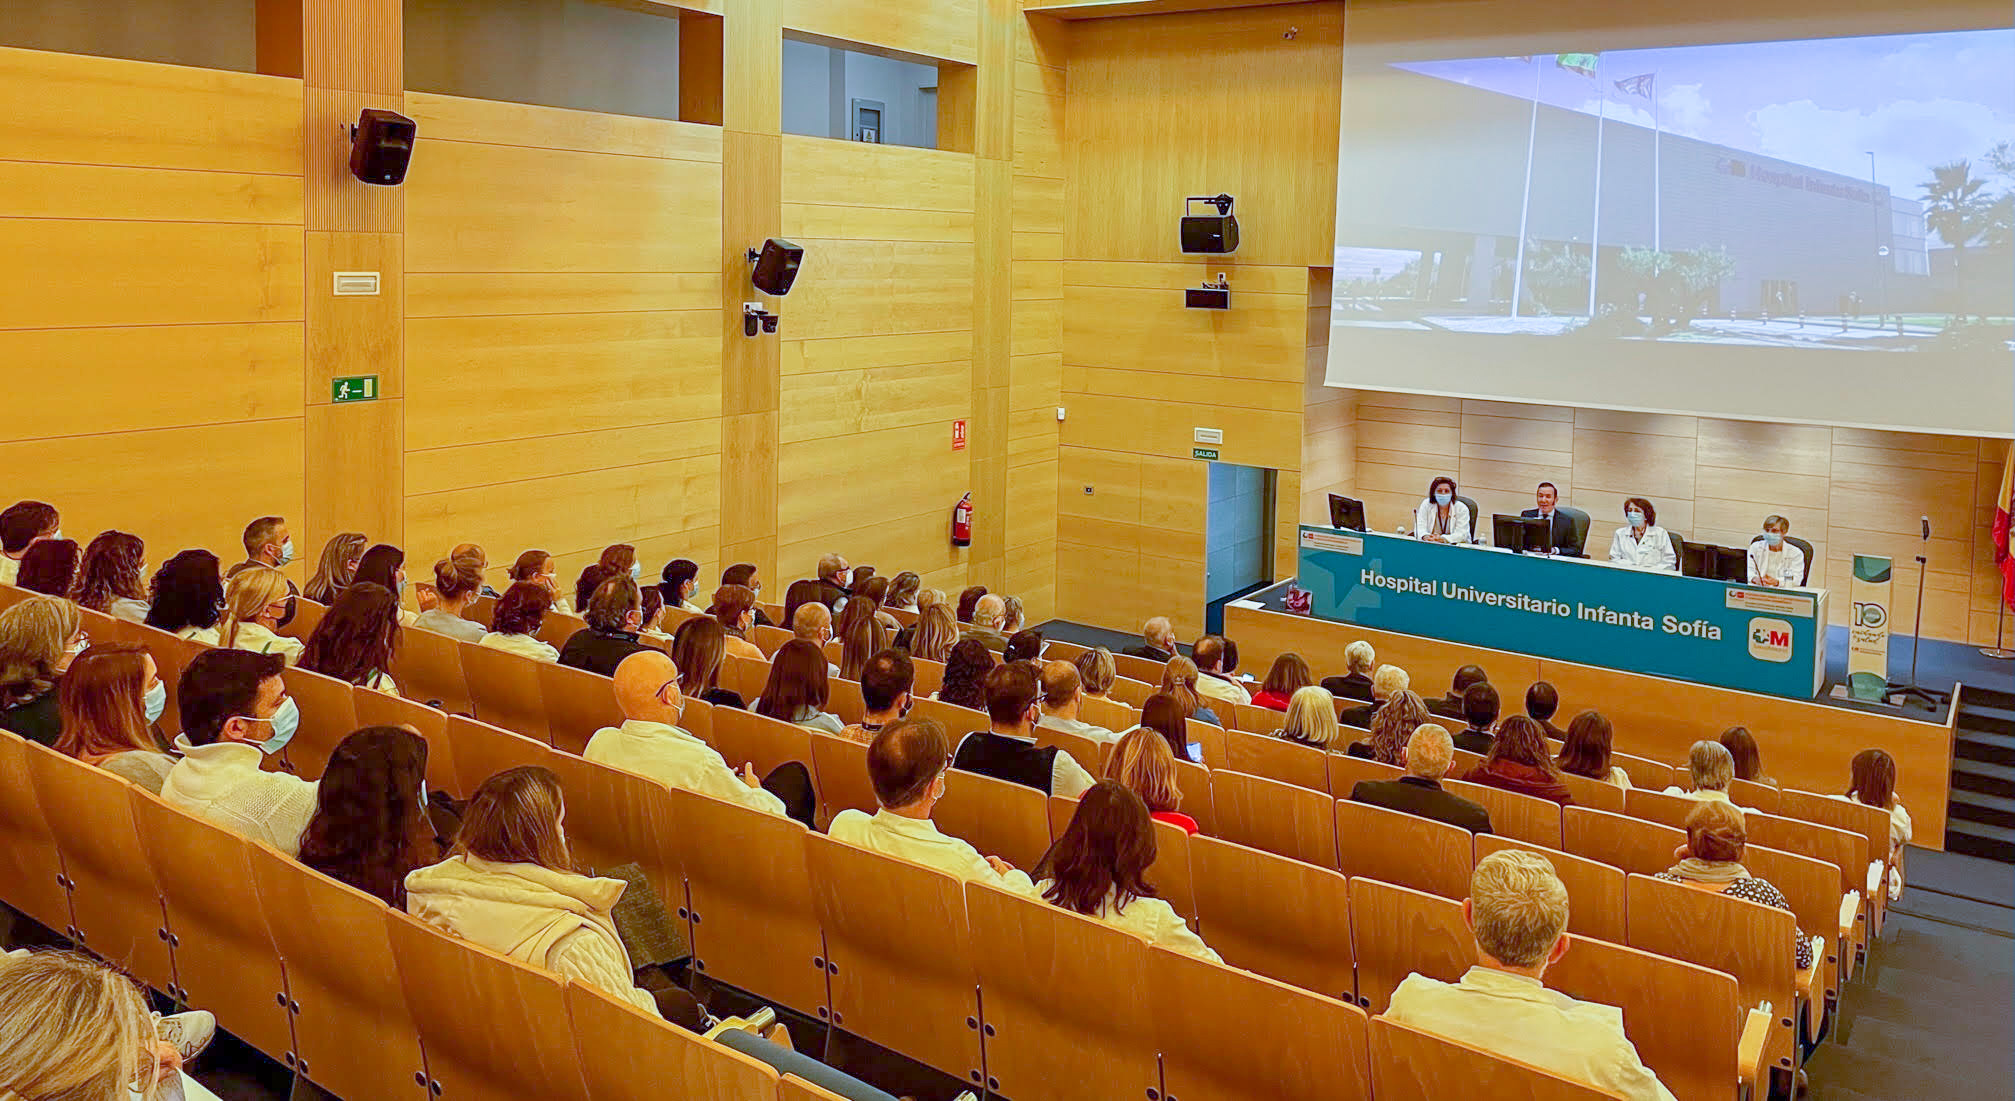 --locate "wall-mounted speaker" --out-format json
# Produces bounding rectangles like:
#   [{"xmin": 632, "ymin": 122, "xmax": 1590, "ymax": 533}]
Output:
[
  {"xmin": 349, "ymin": 109, "xmax": 416, "ymax": 186},
  {"xmin": 748, "ymin": 239, "xmax": 804, "ymax": 296},
  {"xmin": 1180, "ymin": 194, "xmax": 1239, "ymax": 254}
]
